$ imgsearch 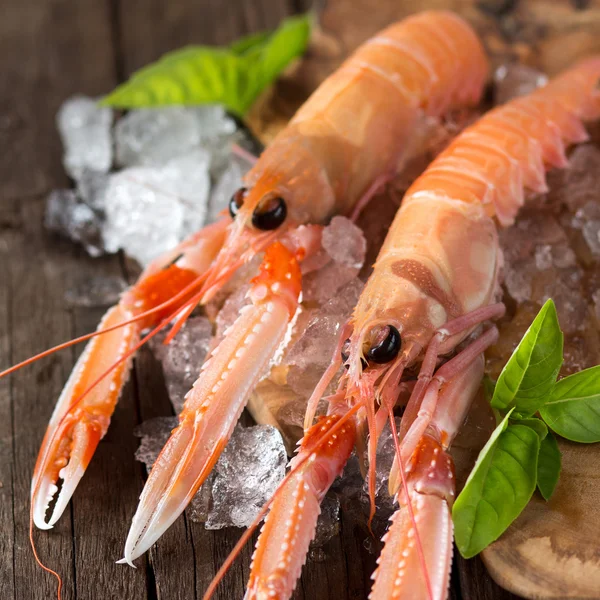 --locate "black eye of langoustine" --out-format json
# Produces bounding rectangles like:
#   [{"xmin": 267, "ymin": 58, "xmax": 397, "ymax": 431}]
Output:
[
  {"xmin": 366, "ymin": 325, "xmax": 401, "ymax": 364},
  {"xmin": 252, "ymin": 196, "xmax": 287, "ymax": 230},
  {"xmin": 229, "ymin": 187, "xmax": 247, "ymax": 218}
]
